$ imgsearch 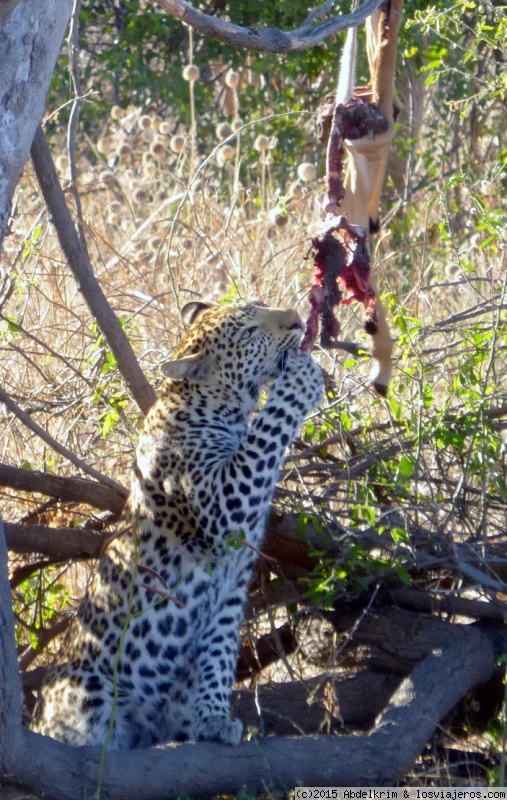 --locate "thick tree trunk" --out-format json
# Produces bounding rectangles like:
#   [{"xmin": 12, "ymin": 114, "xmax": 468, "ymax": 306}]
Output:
[
  {"xmin": 0, "ymin": 0, "xmax": 72, "ymax": 251},
  {"xmin": 0, "ymin": 521, "xmax": 24, "ymax": 778}
]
